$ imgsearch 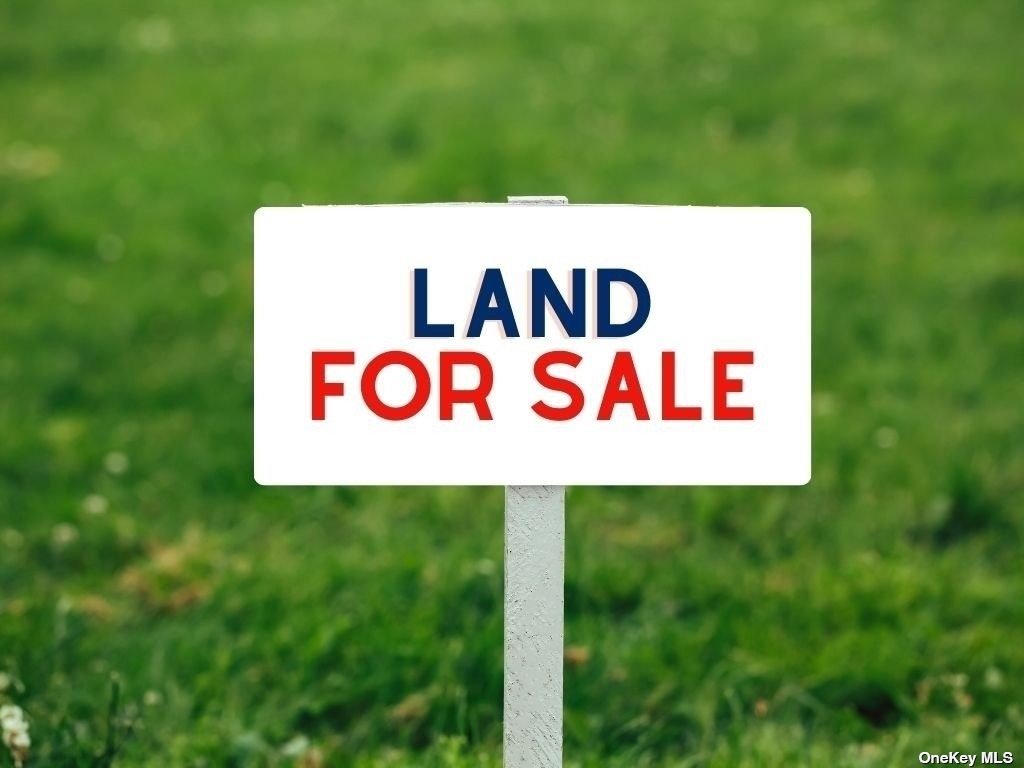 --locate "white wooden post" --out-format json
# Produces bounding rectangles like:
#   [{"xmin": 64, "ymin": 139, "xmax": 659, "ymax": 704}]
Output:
[{"xmin": 504, "ymin": 195, "xmax": 567, "ymax": 768}]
